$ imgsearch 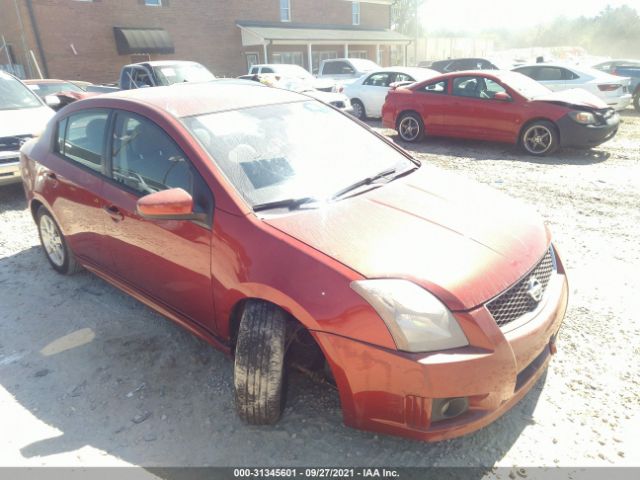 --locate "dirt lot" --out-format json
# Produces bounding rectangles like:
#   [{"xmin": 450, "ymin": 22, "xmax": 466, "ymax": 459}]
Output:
[{"xmin": 1, "ymin": 110, "xmax": 639, "ymax": 472}]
